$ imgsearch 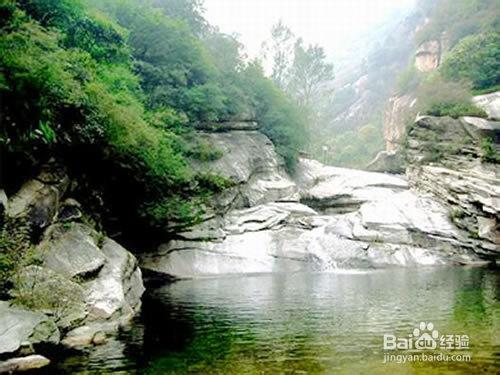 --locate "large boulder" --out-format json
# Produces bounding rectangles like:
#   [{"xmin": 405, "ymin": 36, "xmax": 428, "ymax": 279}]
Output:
[
  {"xmin": 0, "ymin": 301, "xmax": 59, "ymax": 355},
  {"xmin": 84, "ymin": 238, "xmax": 144, "ymax": 322}
]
